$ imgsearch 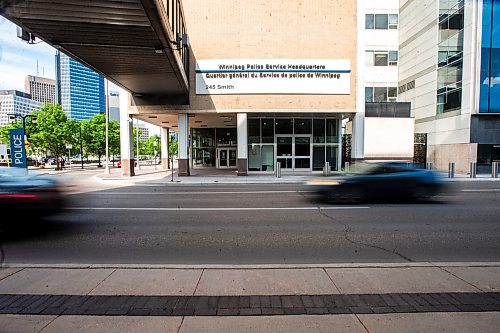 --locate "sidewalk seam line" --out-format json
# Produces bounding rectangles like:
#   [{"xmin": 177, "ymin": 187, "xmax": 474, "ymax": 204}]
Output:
[
  {"xmin": 192, "ymin": 269, "xmax": 205, "ymax": 296},
  {"xmin": 323, "ymin": 267, "xmax": 342, "ymax": 293},
  {"xmin": 176, "ymin": 316, "xmax": 185, "ymax": 333},
  {"xmin": 37, "ymin": 314, "xmax": 60, "ymax": 333},
  {"xmin": 354, "ymin": 314, "xmax": 371, "ymax": 333},
  {"xmin": 86, "ymin": 268, "xmax": 117, "ymax": 296},
  {"xmin": 432, "ymin": 264, "xmax": 485, "ymax": 292},
  {"xmin": 0, "ymin": 267, "xmax": 25, "ymax": 282}
]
